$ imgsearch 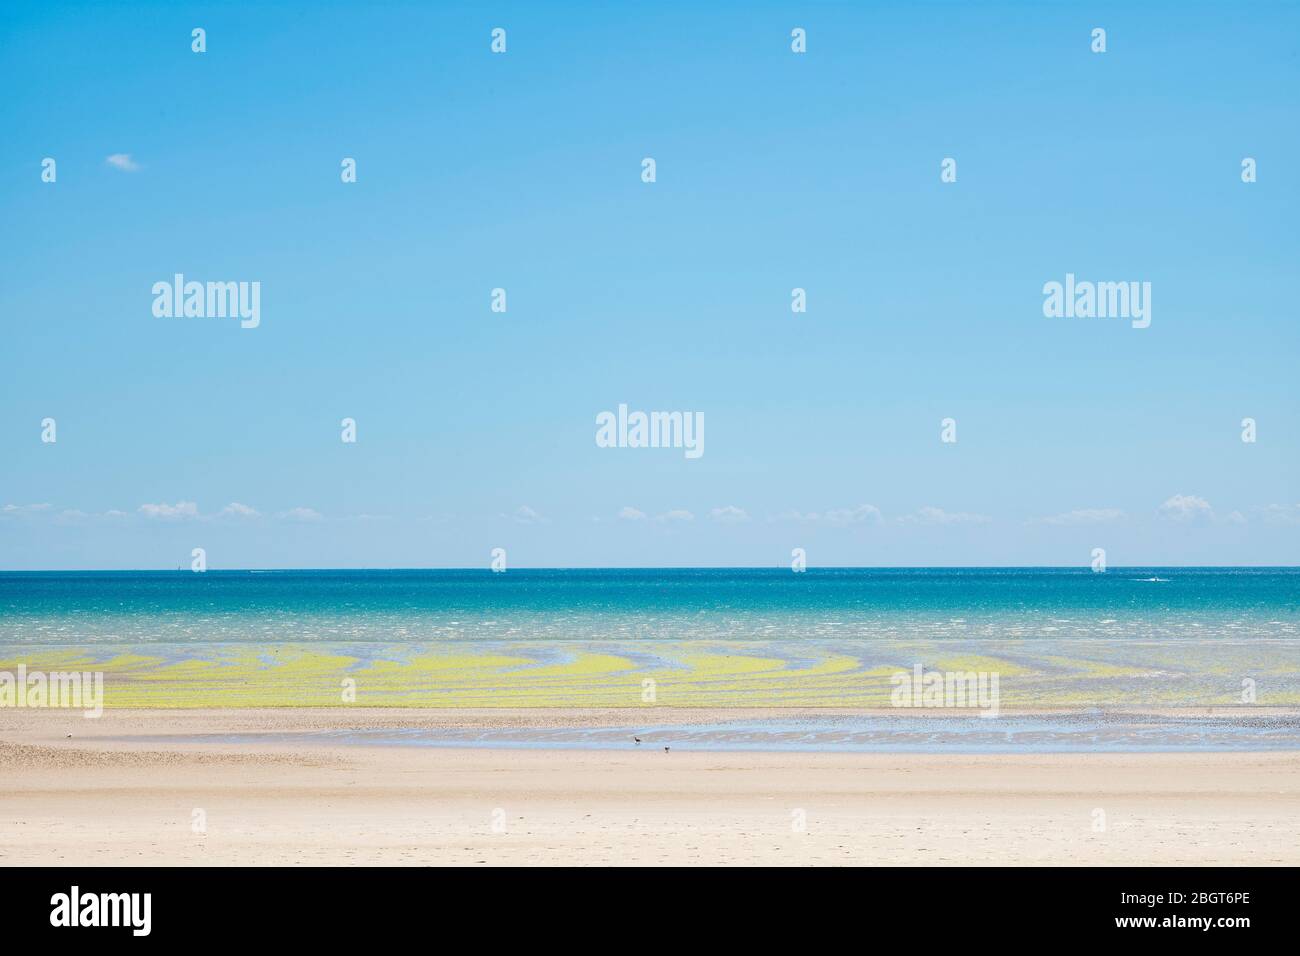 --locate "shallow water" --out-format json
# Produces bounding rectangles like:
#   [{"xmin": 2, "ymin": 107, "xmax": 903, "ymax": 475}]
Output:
[
  {"xmin": 136, "ymin": 711, "xmax": 1300, "ymax": 754},
  {"xmin": 3, "ymin": 568, "xmax": 1296, "ymax": 709}
]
